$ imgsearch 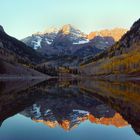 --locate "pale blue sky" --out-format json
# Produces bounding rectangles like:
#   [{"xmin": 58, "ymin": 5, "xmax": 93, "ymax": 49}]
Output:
[{"xmin": 0, "ymin": 0, "xmax": 140, "ymax": 39}]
